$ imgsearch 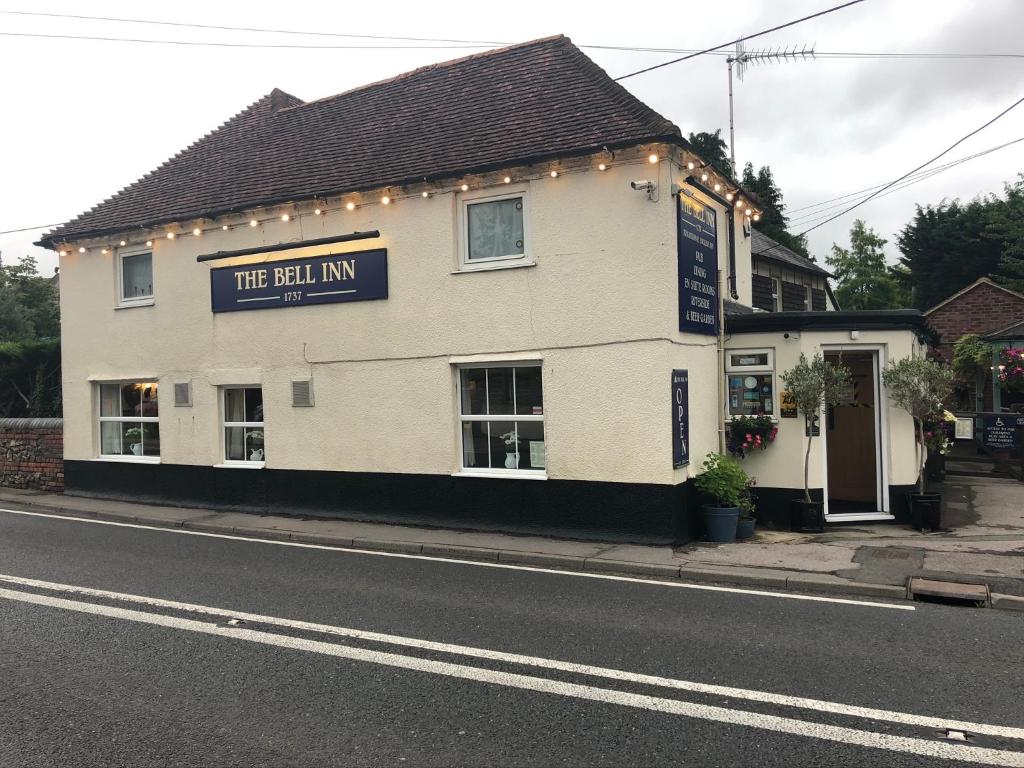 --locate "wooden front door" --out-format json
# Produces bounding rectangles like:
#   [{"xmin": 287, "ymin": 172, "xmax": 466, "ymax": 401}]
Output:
[{"xmin": 825, "ymin": 352, "xmax": 879, "ymax": 512}]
